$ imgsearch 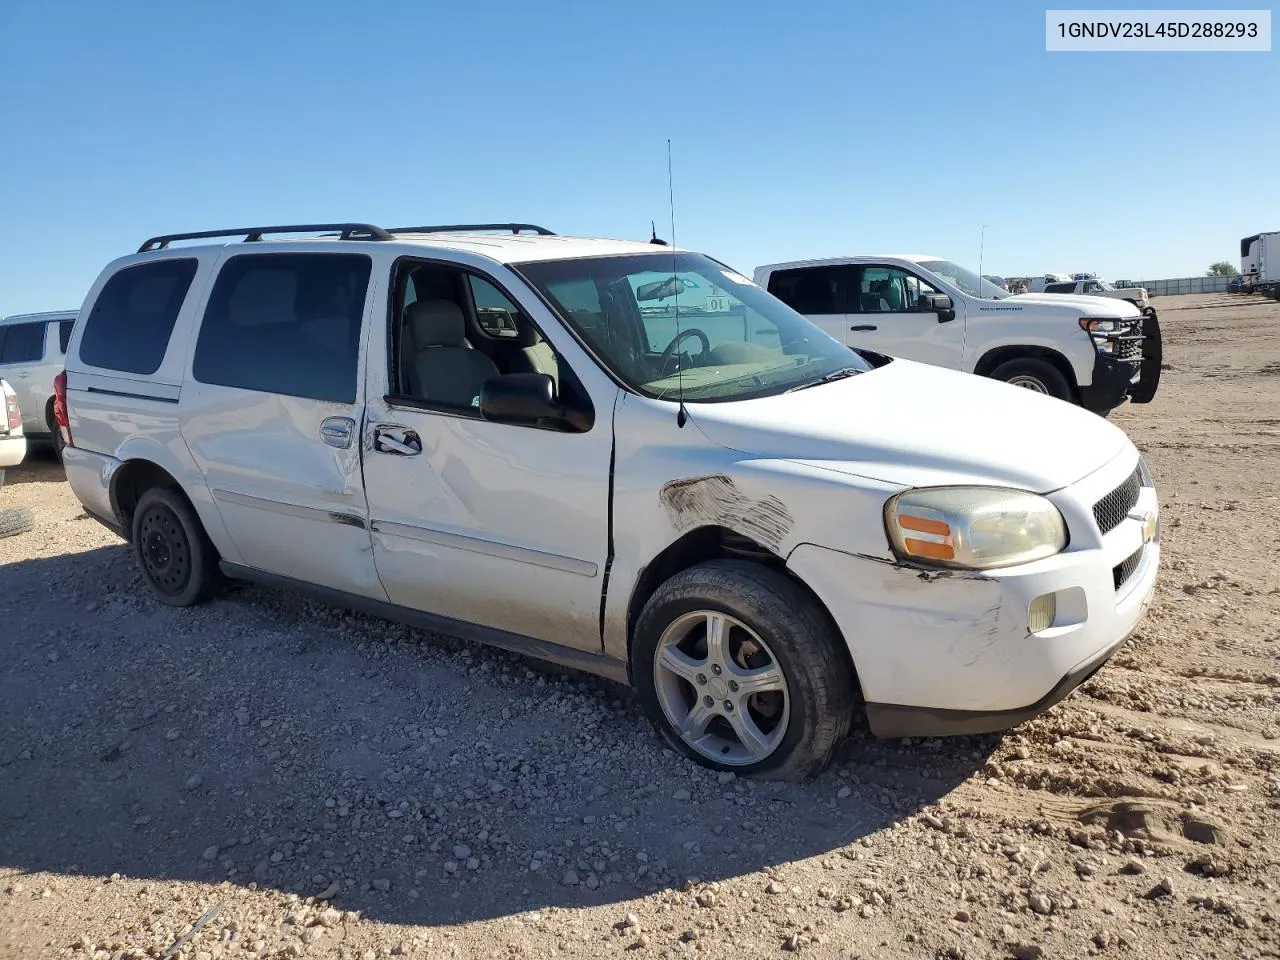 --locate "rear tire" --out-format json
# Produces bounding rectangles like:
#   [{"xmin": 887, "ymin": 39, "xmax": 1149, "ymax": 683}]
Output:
[
  {"xmin": 0, "ymin": 506, "xmax": 35, "ymax": 539},
  {"xmin": 631, "ymin": 559, "xmax": 856, "ymax": 782},
  {"xmin": 990, "ymin": 357, "xmax": 1074, "ymax": 402},
  {"xmin": 130, "ymin": 487, "xmax": 218, "ymax": 607},
  {"xmin": 46, "ymin": 399, "xmax": 64, "ymax": 463}
]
